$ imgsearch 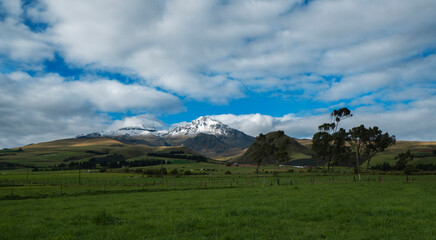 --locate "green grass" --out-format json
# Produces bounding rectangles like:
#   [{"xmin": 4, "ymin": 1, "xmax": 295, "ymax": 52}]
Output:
[
  {"xmin": 0, "ymin": 138, "xmax": 435, "ymax": 239},
  {"xmin": 0, "ymin": 177, "xmax": 435, "ymax": 239}
]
